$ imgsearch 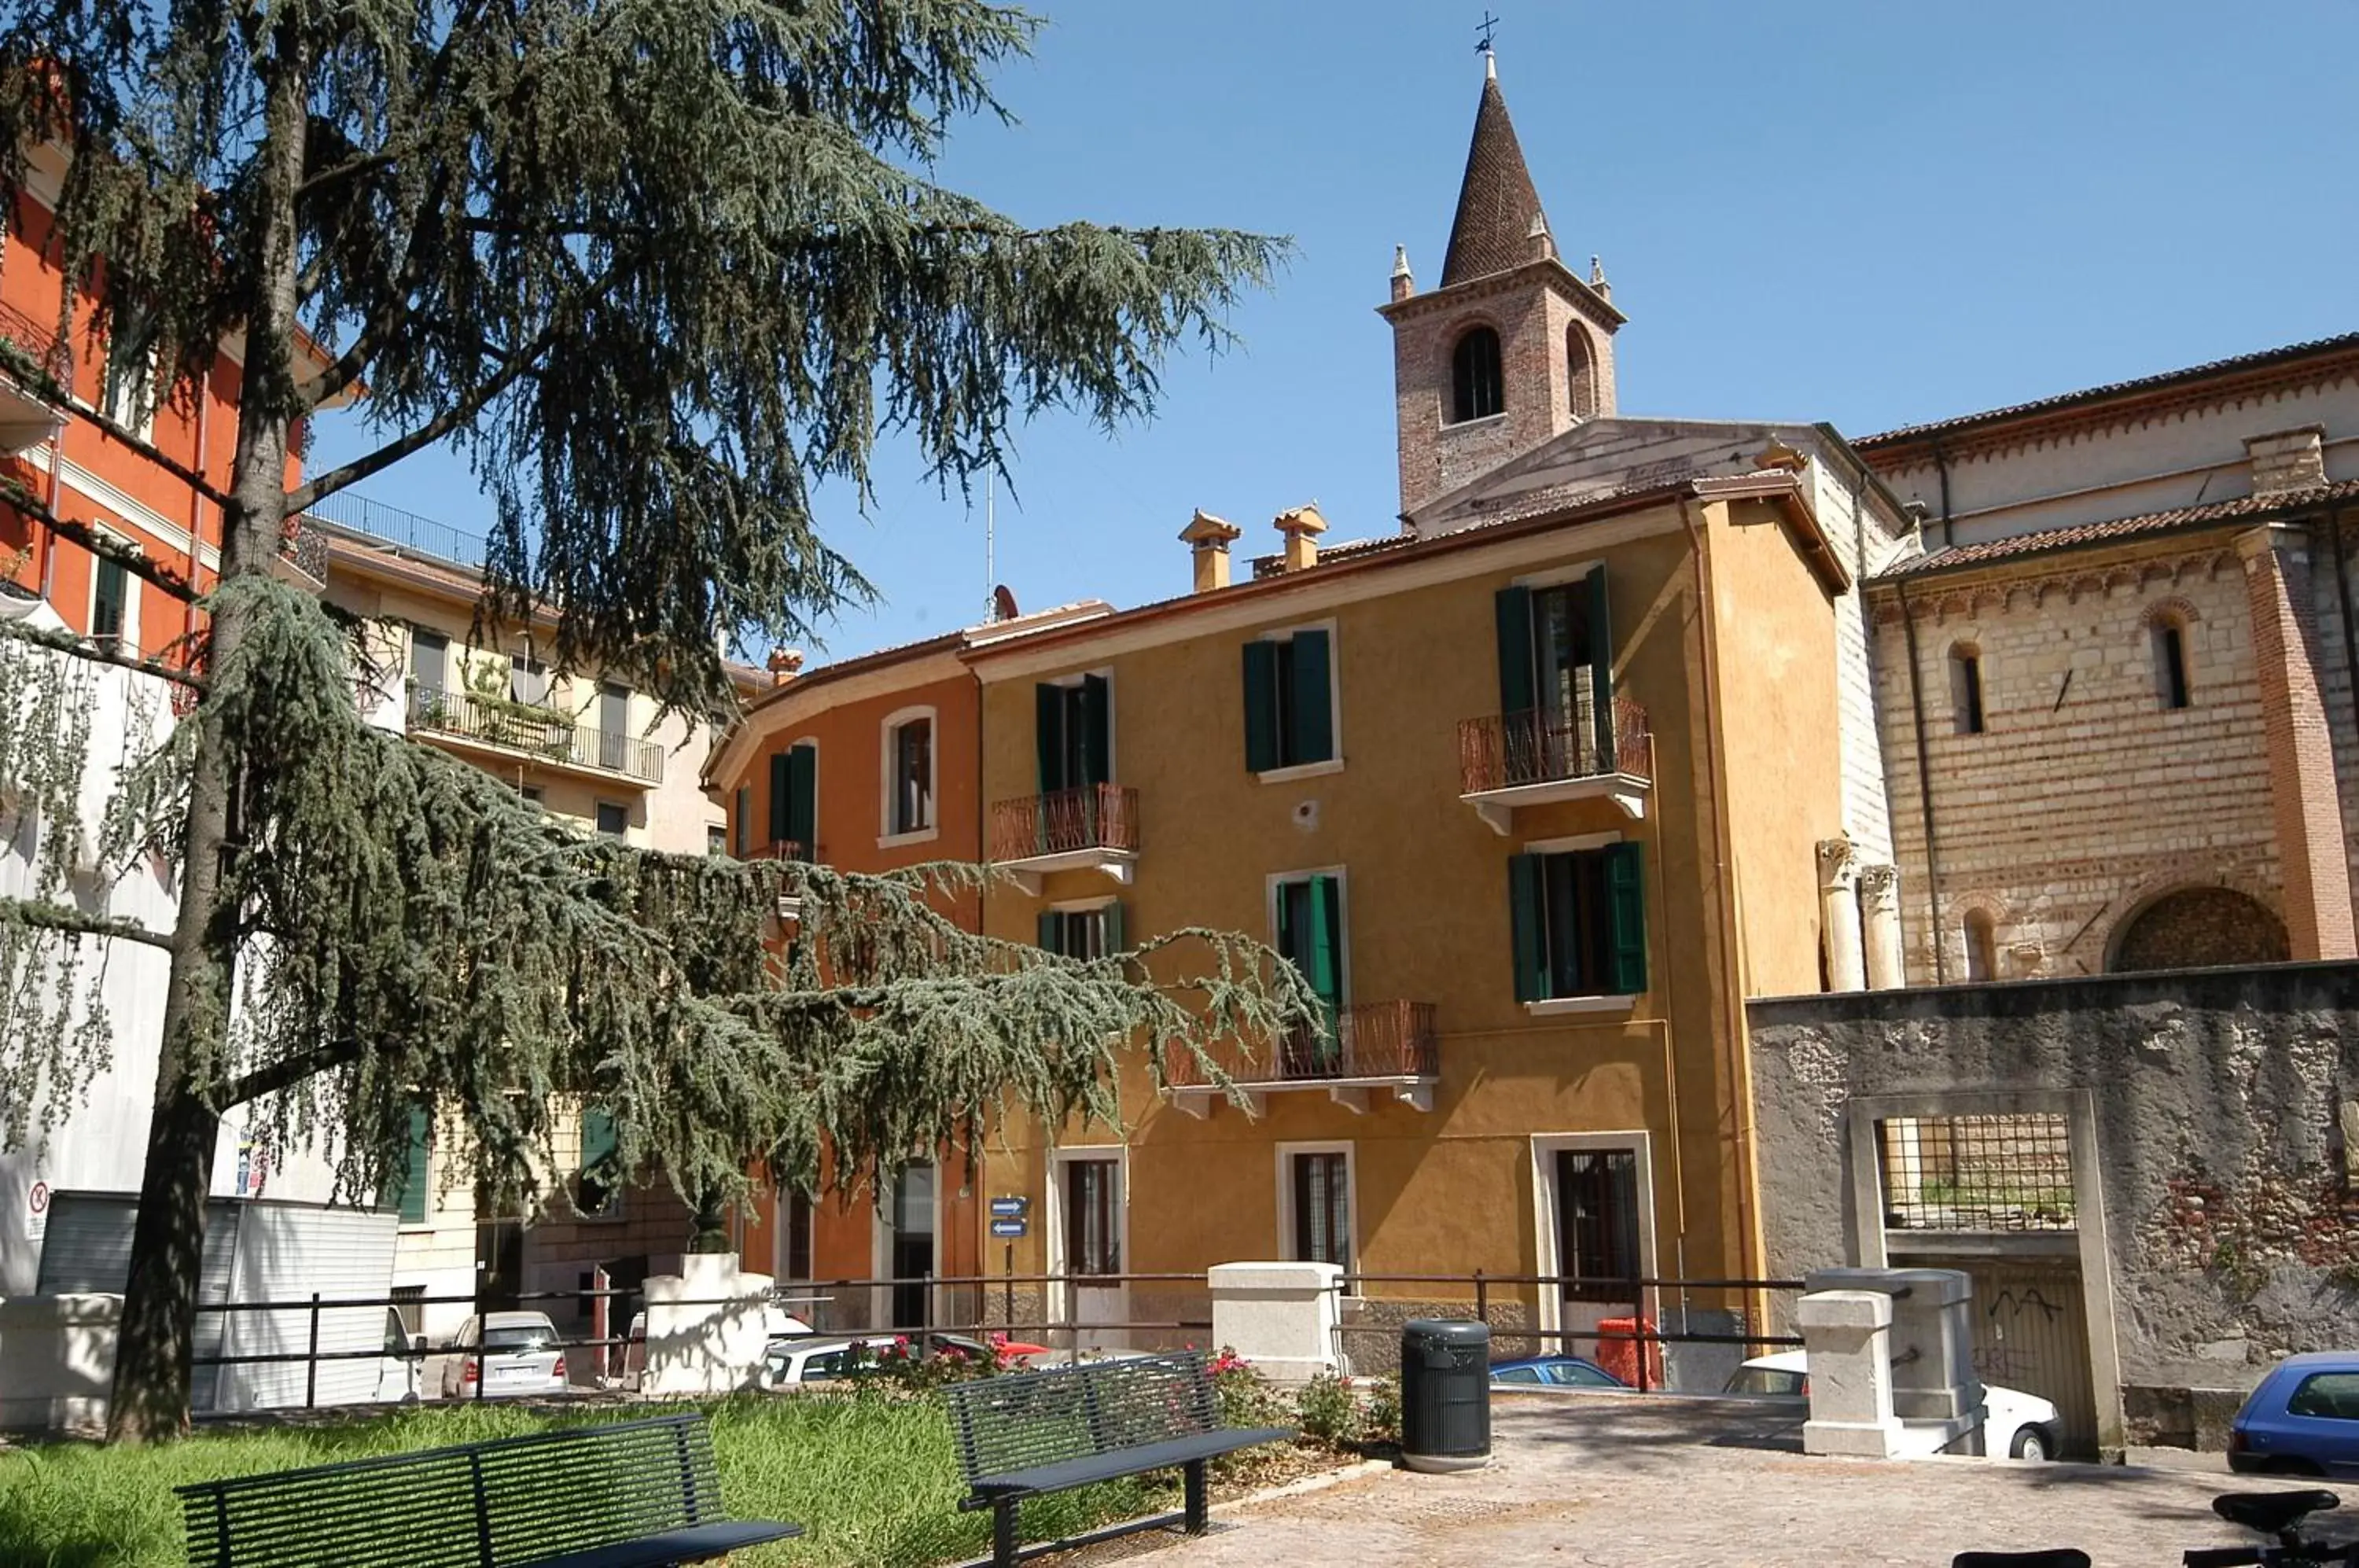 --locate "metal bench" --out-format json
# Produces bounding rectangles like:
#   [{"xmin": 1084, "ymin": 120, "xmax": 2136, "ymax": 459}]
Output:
[
  {"xmin": 944, "ymin": 1350, "xmax": 1293, "ymax": 1566},
  {"xmin": 175, "ymin": 1412, "xmax": 800, "ymax": 1568}
]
